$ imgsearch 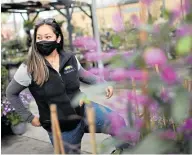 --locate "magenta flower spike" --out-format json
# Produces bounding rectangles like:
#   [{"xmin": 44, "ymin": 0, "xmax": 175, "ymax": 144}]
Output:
[
  {"xmin": 180, "ymin": 118, "xmax": 192, "ymax": 132},
  {"xmin": 159, "ymin": 130, "xmax": 177, "ymax": 140},
  {"xmin": 118, "ymin": 129, "xmax": 140, "ymax": 143},
  {"xmin": 160, "ymin": 65, "xmax": 178, "ymax": 85},
  {"xmin": 73, "ymin": 37, "xmax": 97, "ymax": 51},
  {"xmin": 85, "ymin": 52, "xmax": 115, "ymax": 62},
  {"xmin": 112, "ymin": 11, "xmax": 125, "ymax": 32},
  {"xmin": 134, "ymin": 117, "xmax": 144, "ymax": 130},
  {"xmin": 126, "ymin": 69, "xmax": 148, "ymax": 81},
  {"xmin": 111, "ymin": 69, "xmax": 128, "ymax": 81},
  {"xmin": 107, "ymin": 112, "xmax": 126, "ymax": 136},
  {"xmin": 143, "ymin": 48, "xmax": 167, "ymax": 67}
]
